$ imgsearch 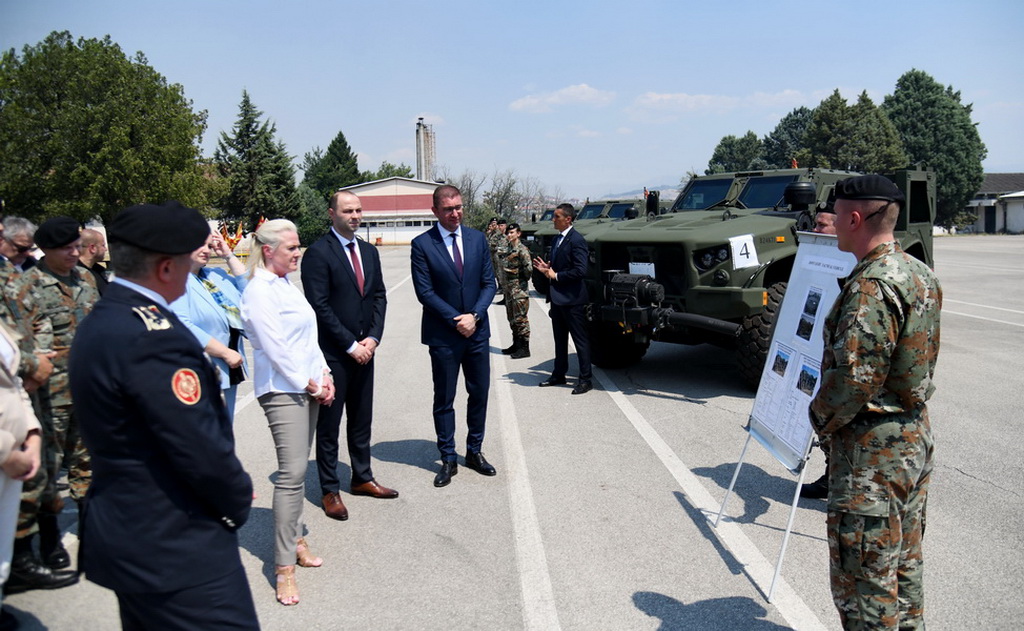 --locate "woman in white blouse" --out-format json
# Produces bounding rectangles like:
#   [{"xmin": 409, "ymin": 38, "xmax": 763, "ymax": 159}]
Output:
[{"xmin": 240, "ymin": 219, "xmax": 335, "ymax": 606}]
